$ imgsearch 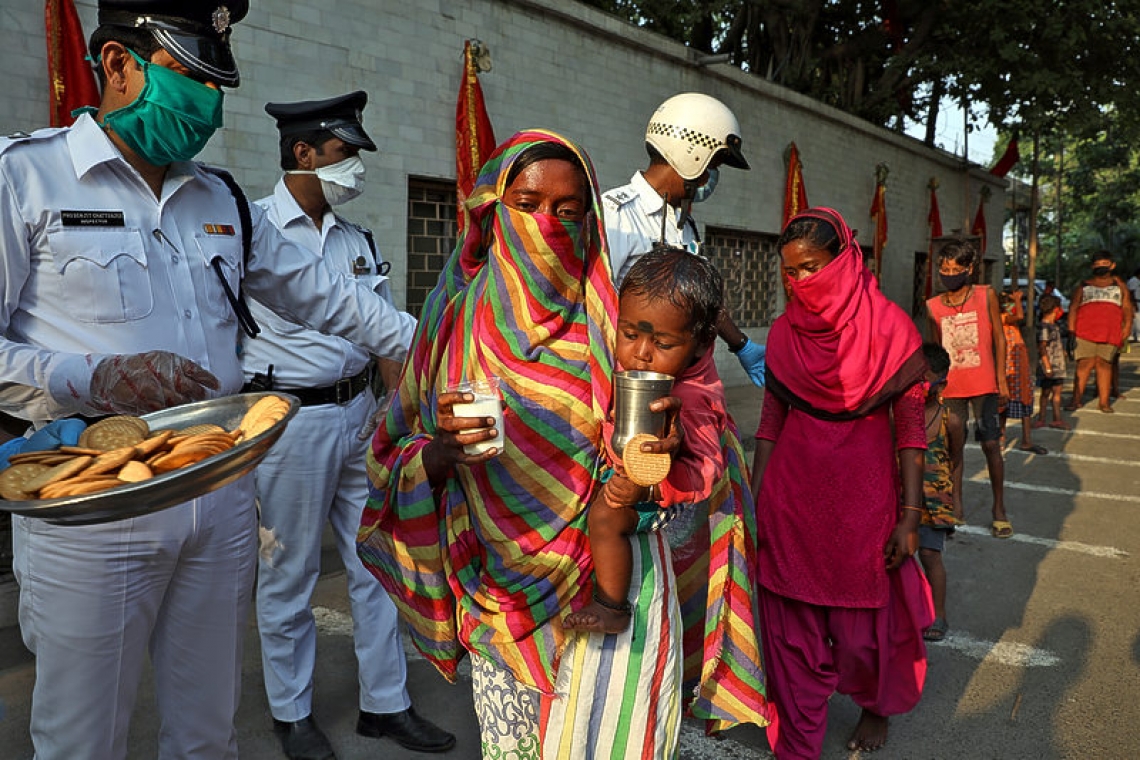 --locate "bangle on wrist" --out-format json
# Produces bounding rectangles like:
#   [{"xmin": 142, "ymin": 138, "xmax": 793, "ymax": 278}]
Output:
[
  {"xmin": 728, "ymin": 336, "xmax": 749, "ymax": 354},
  {"xmin": 900, "ymin": 504, "xmax": 924, "ymax": 514}
]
